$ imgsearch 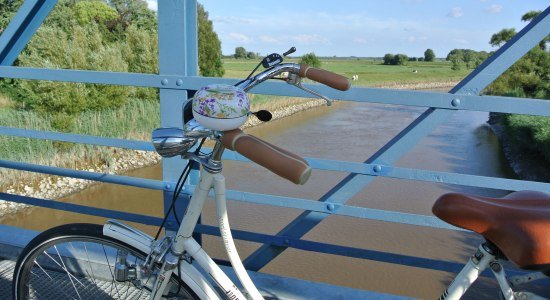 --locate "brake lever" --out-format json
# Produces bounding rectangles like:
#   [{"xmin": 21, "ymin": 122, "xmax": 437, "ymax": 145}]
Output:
[{"xmin": 286, "ymin": 73, "xmax": 332, "ymax": 106}]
